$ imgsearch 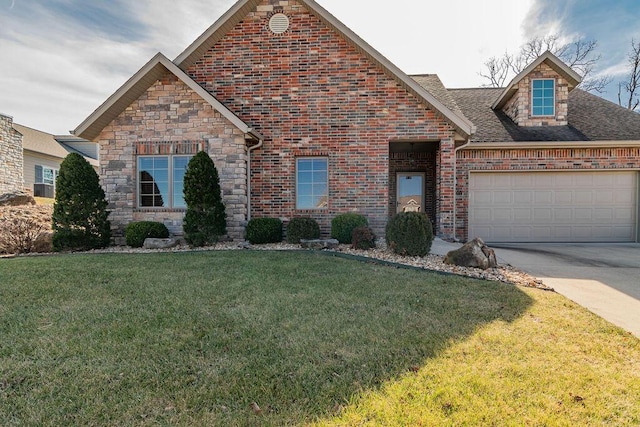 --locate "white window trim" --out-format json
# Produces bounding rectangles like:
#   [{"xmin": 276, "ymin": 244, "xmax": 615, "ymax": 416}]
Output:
[
  {"xmin": 137, "ymin": 154, "xmax": 192, "ymax": 209},
  {"xmin": 531, "ymin": 78, "xmax": 556, "ymax": 117},
  {"xmin": 296, "ymin": 157, "xmax": 329, "ymax": 210},
  {"xmin": 35, "ymin": 165, "xmax": 58, "ymax": 187}
]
